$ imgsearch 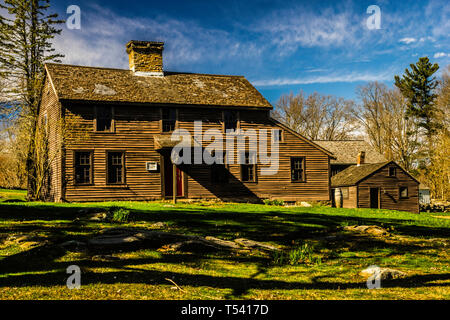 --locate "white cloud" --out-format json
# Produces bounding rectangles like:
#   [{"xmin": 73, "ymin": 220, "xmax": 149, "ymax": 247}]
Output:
[
  {"xmin": 434, "ymin": 52, "xmax": 449, "ymax": 58},
  {"xmin": 246, "ymin": 5, "xmax": 363, "ymax": 55},
  {"xmin": 52, "ymin": 5, "xmax": 263, "ymax": 70},
  {"xmin": 252, "ymin": 70, "xmax": 394, "ymax": 86},
  {"xmin": 399, "ymin": 37, "xmax": 416, "ymax": 44}
]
